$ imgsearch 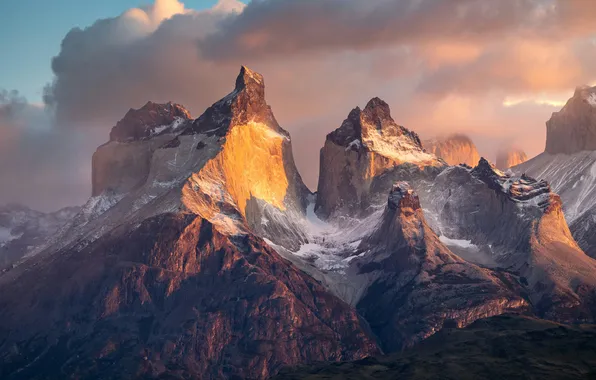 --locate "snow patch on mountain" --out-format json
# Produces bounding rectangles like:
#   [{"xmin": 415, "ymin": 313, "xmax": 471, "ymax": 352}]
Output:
[
  {"xmin": 439, "ymin": 235, "xmax": 475, "ymax": 248},
  {"xmin": 280, "ymin": 196, "xmax": 383, "ymax": 273},
  {"xmin": 362, "ymin": 126, "xmax": 436, "ymax": 164},
  {"xmin": 587, "ymin": 93, "xmax": 596, "ymax": 107},
  {"xmin": 515, "ymin": 151, "xmax": 596, "ymax": 223}
]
